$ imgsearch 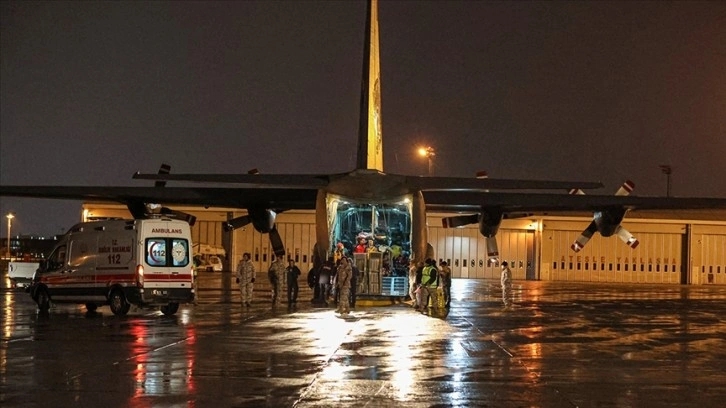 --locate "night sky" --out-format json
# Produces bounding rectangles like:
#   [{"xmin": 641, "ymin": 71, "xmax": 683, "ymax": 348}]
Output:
[{"xmin": 2, "ymin": 1, "xmax": 725, "ymax": 237}]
